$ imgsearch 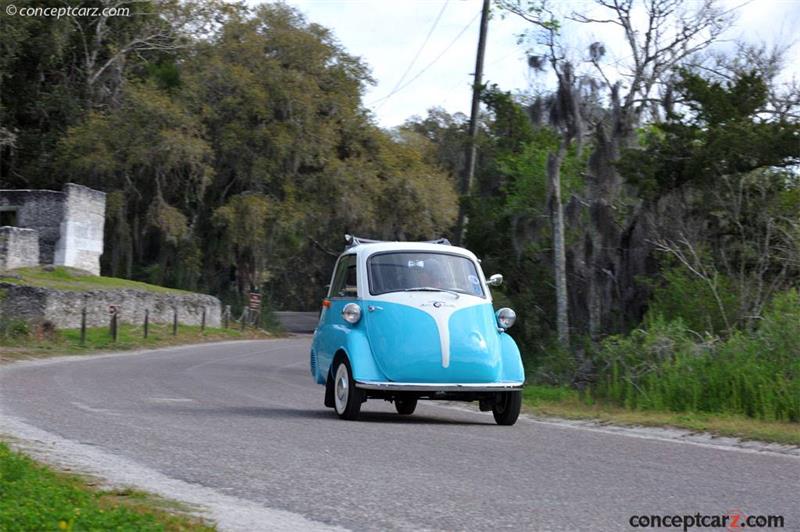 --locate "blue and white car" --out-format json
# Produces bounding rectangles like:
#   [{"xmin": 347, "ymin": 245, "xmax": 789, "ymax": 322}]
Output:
[{"xmin": 310, "ymin": 236, "xmax": 525, "ymax": 425}]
